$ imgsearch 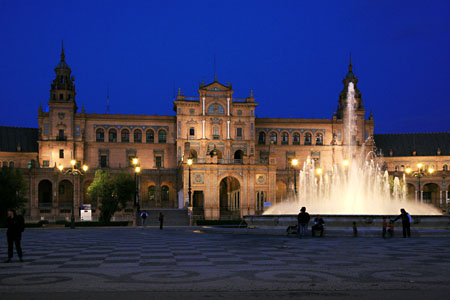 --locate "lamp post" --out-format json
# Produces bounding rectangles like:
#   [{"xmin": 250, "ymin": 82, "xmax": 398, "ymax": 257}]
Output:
[
  {"xmin": 58, "ymin": 160, "xmax": 88, "ymax": 229},
  {"xmin": 187, "ymin": 158, "xmax": 193, "ymax": 226},
  {"xmin": 132, "ymin": 158, "xmax": 140, "ymax": 226},
  {"xmin": 187, "ymin": 158, "xmax": 193, "ymax": 206},
  {"xmin": 291, "ymin": 159, "xmax": 298, "ymax": 198},
  {"xmin": 405, "ymin": 163, "xmax": 434, "ymax": 202}
]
